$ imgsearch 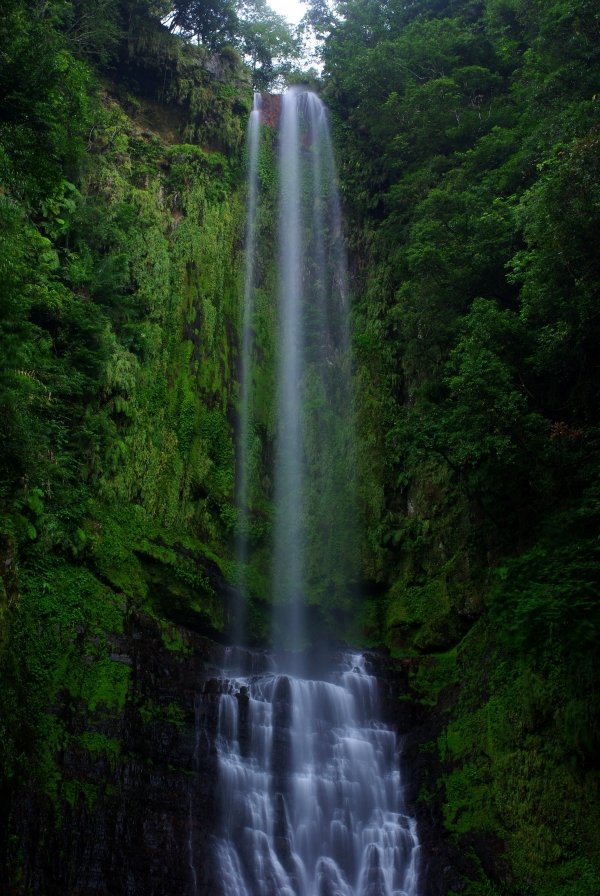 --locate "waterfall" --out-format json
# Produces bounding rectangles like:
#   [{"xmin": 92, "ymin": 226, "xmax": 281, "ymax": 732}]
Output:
[
  {"xmin": 235, "ymin": 91, "xmax": 262, "ymax": 646},
  {"xmin": 273, "ymin": 88, "xmax": 306, "ymax": 651},
  {"xmin": 272, "ymin": 88, "xmax": 359, "ymax": 652},
  {"xmin": 214, "ymin": 654, "xmax": 420, "ymax": 896},
  {"xmin": 218, "ymin": 88, "xmax": 421, "ymax": 896}
]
